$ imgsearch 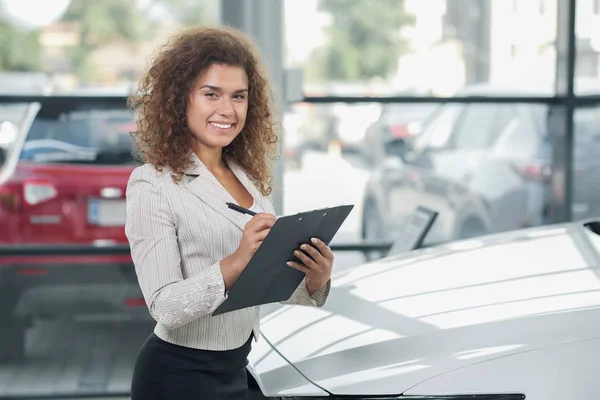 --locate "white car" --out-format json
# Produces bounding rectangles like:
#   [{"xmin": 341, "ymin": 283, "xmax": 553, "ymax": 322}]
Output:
[{"xmin": 247, "ymin": 218, "xmax": 600, "ymax": 399}]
